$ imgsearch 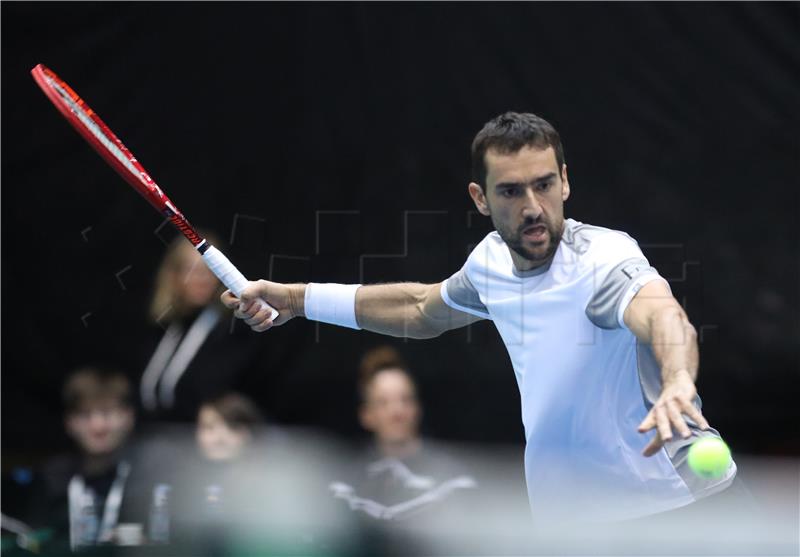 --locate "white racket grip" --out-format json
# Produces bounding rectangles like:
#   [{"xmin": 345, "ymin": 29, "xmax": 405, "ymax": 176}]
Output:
[{"xmin": 201, "ymin": 246, "xmax": 279, "ymax": 321}]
